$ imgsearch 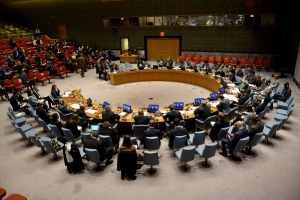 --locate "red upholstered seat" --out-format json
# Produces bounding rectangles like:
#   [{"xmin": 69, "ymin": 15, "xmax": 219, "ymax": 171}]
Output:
[
  {"xmin": 0, "ymin": 188, "xmax": 6, "ymax": 198},
  {"xmin": 35, "ymin": 71, "xmax": 48, "ymax": 85},
  {"xmin": 5, "ymin": 193, "xmax": 27, "ymax": 200}
]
